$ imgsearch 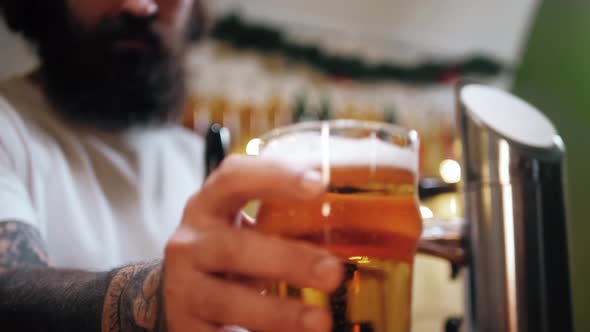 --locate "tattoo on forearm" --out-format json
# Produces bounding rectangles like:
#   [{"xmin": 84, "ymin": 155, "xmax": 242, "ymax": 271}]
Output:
[
  {"xmin": 103, "ymin": 261, "xmax": 165, "ymax": 332},
  {"xmin": 0, "ymin": 221, "xmax": 49, "ymax": 273},
  {"xmin": 0, "ymin": 221, "xmax": 165, "ymax": 331}
]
